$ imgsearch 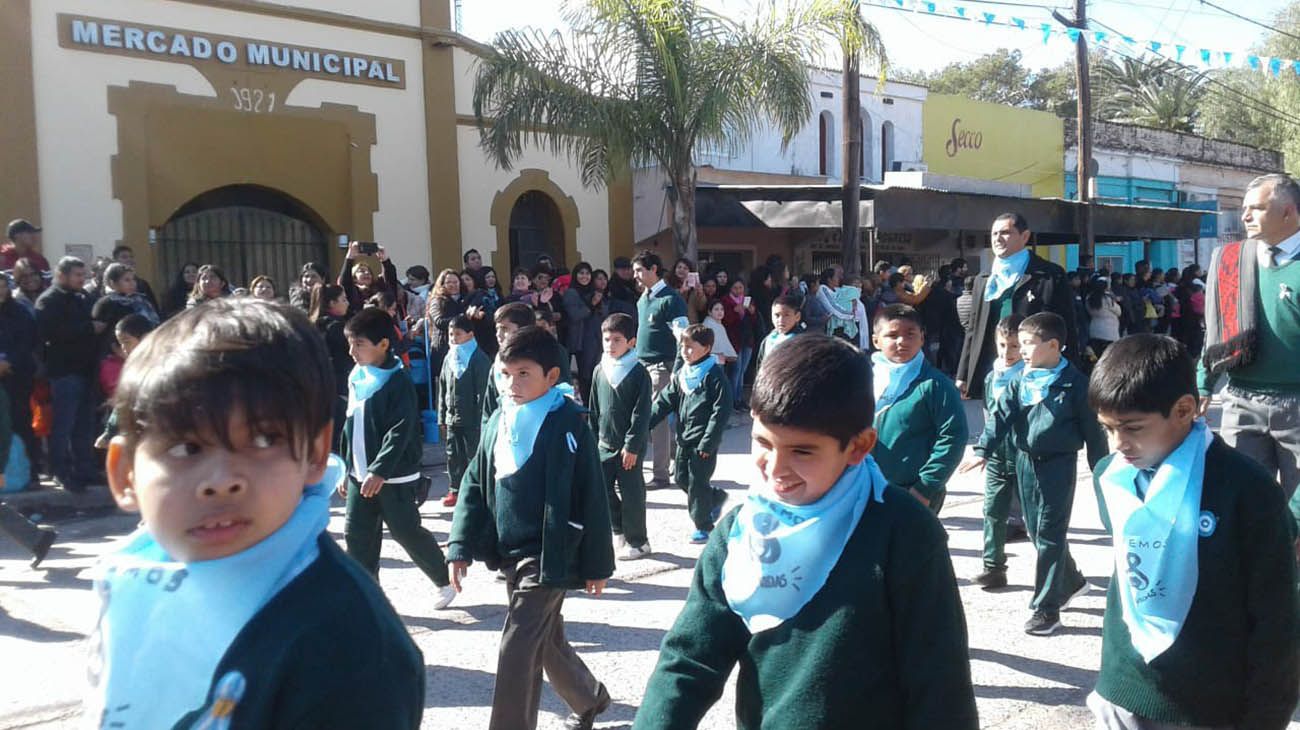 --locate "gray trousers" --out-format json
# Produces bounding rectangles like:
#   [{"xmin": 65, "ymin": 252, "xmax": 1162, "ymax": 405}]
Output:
[
  {"xmin": 1088, "ymin": 691, "xmax": 1231, "ymax": 730},
  {"xmin": 1220, "ymin": 386, "xmax": 1300, "ymax": 498},
  {"xmin": 488, "ymin": 558, "xmax": 603, "ymax": 730},
  {"xmin": 645, "ymin": 362, "xmax": 675, "ymax": 483}
]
